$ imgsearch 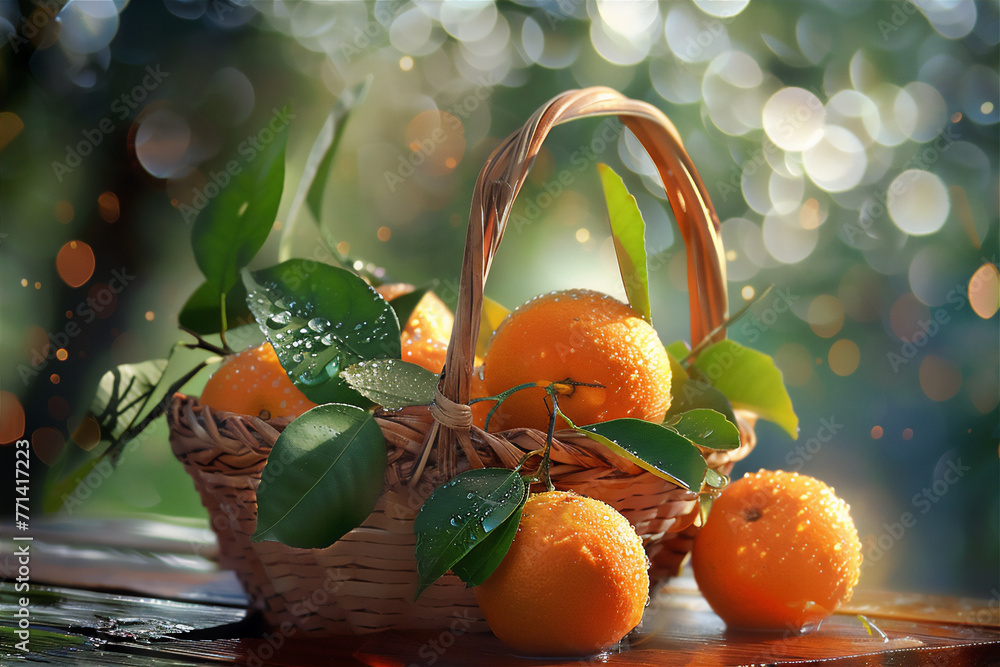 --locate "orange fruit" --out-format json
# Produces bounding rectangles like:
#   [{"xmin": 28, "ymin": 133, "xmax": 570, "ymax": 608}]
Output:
[
  {"xmin": 375, "ymin": 283, "xmax": 454, "ymax": 374},
  {"xmin": 474, "ymin": 490, "xmax": 649, "ymax": 656},
  {"xmin": 479, "ymin": 289, "xmax": 671, "ymax": 432},
  {"xmin": 691, "ymin": 469, "xmax": 863, "ymax": 632},
  {"xmin": 200, "ymin": 342, "xmax": 317, "ymax": 419}
]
